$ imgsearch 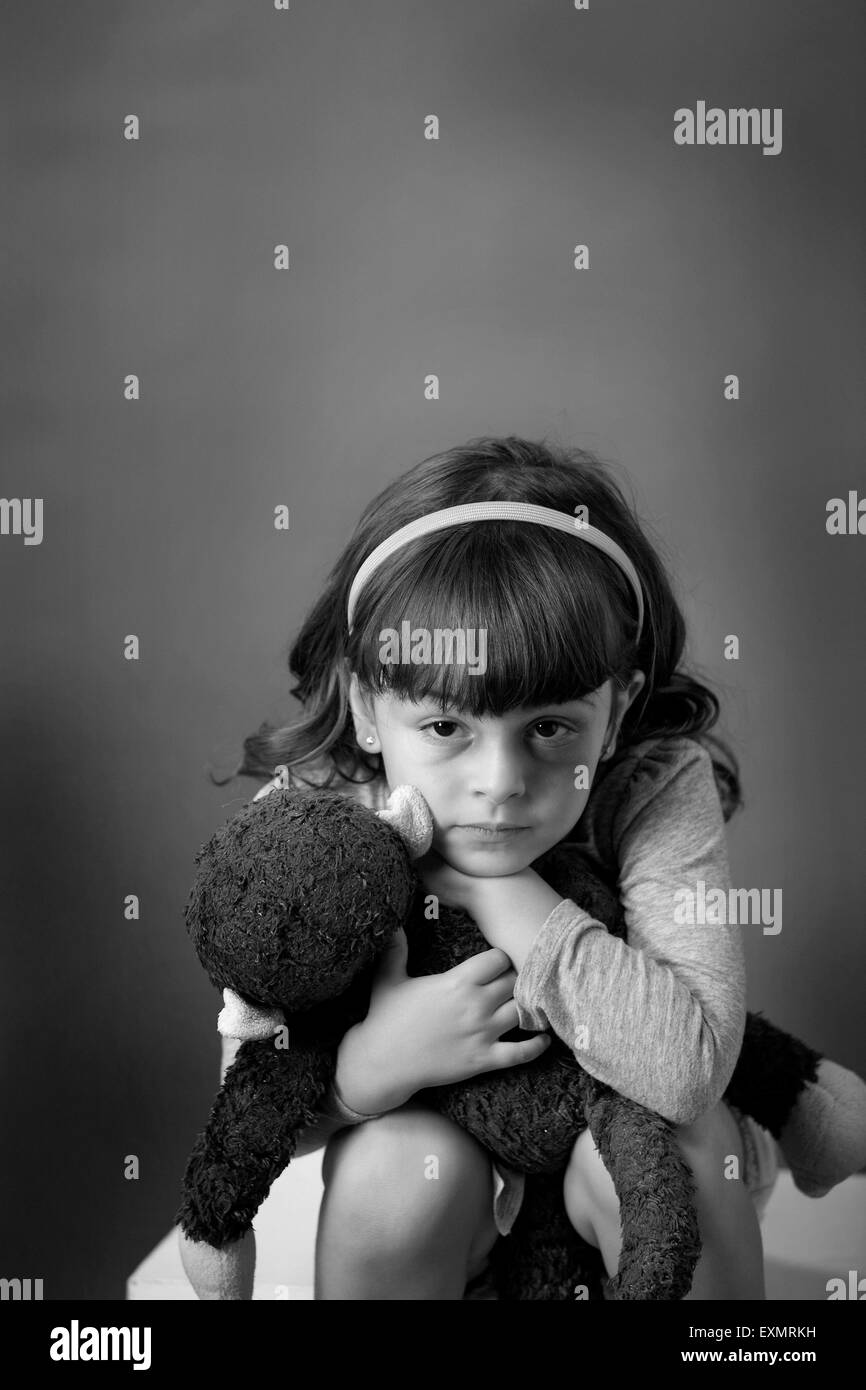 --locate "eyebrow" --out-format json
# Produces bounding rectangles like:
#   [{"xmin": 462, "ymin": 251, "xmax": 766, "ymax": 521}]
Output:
[
  {"xmin": 526, "ymin": 699, "xmax": 594, "ymax": 712},
  {"xmin": 412, "ymin": 696, "xmax": 596, "ymax": 716},
  {"xmin": 524, "ymin": 692, "xmax": 597, "ymax": 709}
]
